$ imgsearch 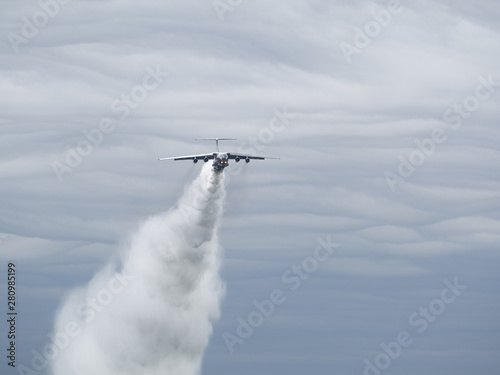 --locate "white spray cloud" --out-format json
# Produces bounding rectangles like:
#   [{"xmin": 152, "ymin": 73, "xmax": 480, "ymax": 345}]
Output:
[{"xmin": 50, "ymin": 163, "xmax": 226, "ymax": 375}]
